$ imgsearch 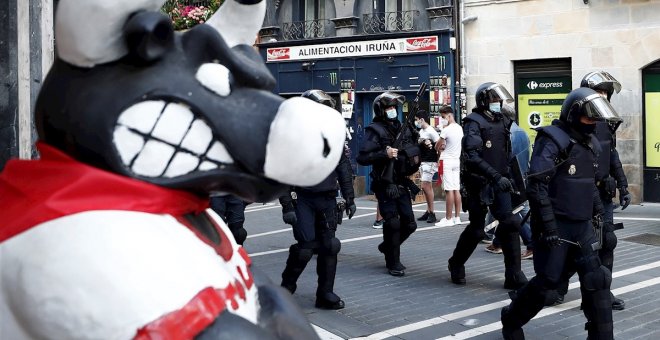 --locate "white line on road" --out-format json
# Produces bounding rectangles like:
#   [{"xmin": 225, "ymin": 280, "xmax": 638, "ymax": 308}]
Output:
[
  {"xmin": 314, "ymin": 325, "xmax": 346, "ymax": 340},
  {"xmin": 248, "ymin": 223, "xmax": 456, "ymax": 257},
  {"xmin": 435, "ymin": 277, "xmax": 660, "ymax": 340},
  {"xmin": 350, "ymin": 260, "xmax": 660, "ymax": 340}
]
